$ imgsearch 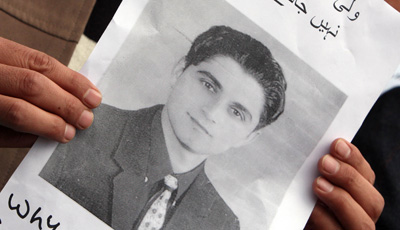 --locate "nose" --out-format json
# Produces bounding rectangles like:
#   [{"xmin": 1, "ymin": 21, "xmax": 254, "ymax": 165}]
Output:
[{"xmin": 201, "ymin": 100, "xmax": 223, "ymax": 124}]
